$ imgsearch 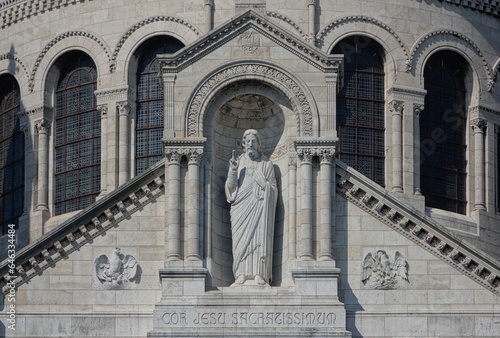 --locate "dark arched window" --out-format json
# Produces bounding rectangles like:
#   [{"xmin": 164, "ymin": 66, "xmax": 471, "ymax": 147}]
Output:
[
  {"xmin": 54, "ymin": 52, "xmax": 100, "ymax": 215},
  {"xmin": 421, "ymin": 51, "xmax": 468, "ymax": 214},
  {"xmin": 0, "ymin": 75, "xmax": 24, "ymax": 233},
  {"xmin": 135, "ymin": 36, "xmax": 184, "ymax": 174},
  {"xmin": 332, "ymin": 36, "xmax": 385, "ymax": 186}
]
